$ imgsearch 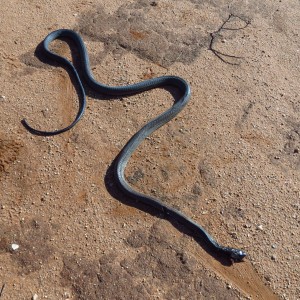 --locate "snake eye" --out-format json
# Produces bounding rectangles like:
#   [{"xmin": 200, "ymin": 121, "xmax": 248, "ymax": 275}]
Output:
[{"xmin": 230, "ymin": 249, "xmax": 246, "ymax": 261}]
